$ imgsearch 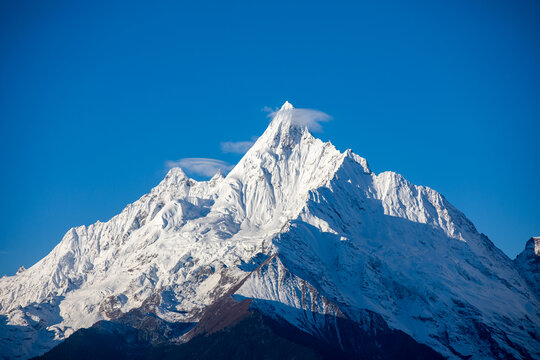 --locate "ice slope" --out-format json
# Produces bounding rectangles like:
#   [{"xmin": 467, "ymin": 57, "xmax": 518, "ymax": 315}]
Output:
[
  {"xmin": 0, "ymin": 102, "xmax": 538, "ymax": 360},
  {"xmin": 242, "ymin": 158, "xmax": 539, "ymax": 359}
]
